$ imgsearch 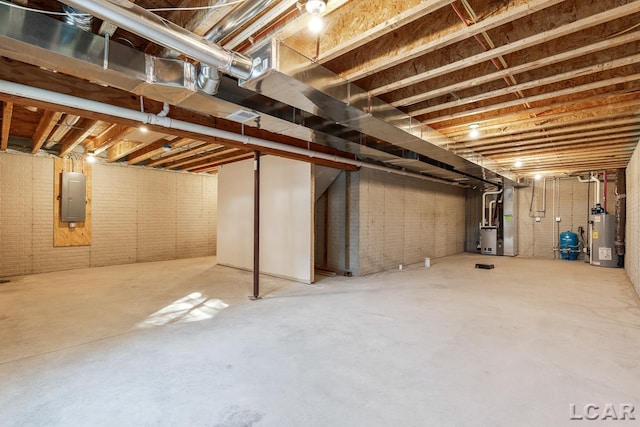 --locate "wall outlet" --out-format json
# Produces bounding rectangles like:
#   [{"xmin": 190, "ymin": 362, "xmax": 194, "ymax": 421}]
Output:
[
  {"xmin": 555, "ymin": 216, "xmax": 561, "ymax": 222},
  {"xmin": 535, "ymin": 217, "xmax": 541, "ymax": 222}
]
